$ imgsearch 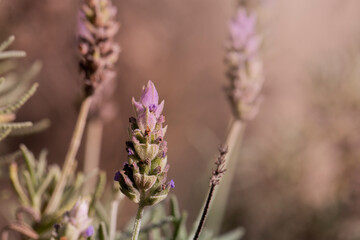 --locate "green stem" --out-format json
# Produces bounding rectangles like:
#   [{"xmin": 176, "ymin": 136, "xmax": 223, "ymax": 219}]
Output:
[
  {"xmin": 109, "ymin": 194, "xmax": 122, "ymax": 240},
  {"xmin": 132, "ymin": 204, "xmax": 145, "ymax": 240},
  {"xmin": 191, "ymin": 119, "xmax": 244, "ymax": 237},
  {"xmin": 83, "ymin": 117, "xmax": 103, "ymax": 194},
  {"xmin": 206, "ymin": 118, "xmax": 244, "ymax": 233},
  {"xmin": 45, "ymin": 96, "xmax": 92, "ymax": 214}
]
